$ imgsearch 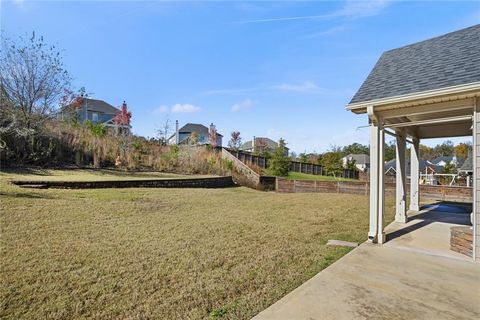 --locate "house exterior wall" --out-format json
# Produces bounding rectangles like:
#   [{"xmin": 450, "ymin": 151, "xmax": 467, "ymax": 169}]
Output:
[
  {"xmin": 177, "ymin": 132, "xmax": 208, "ymax": 144},
  {"xmin": 177, "ymin": 132, "xmax": 222, "ymax": 146},
  {"xmin": 78, "ymin": 110, "xmax": 115, "ymax": 124}
]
